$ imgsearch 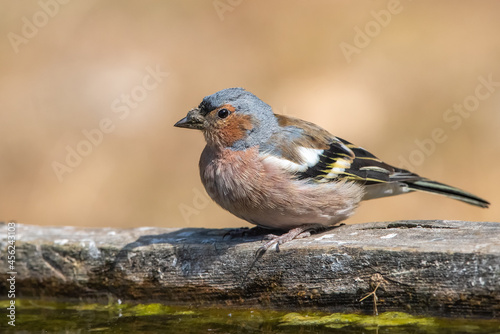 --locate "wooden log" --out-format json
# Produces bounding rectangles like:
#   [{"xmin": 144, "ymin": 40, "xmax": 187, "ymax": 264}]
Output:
[{"xmin": 0, "ymin": 220, "xmax": 499, "ymax": 318}]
